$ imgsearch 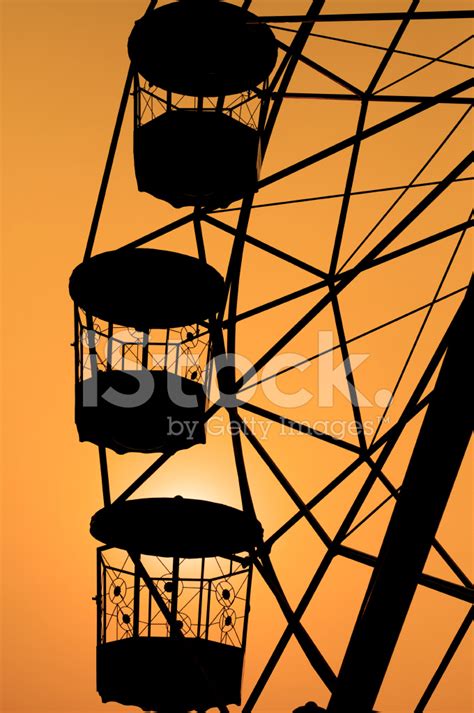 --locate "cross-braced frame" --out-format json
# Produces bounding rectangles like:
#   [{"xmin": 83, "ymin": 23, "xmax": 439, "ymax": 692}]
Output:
[{"xmin": 83, "ymin": 1, "xmax": 473, "ymax": 710}]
